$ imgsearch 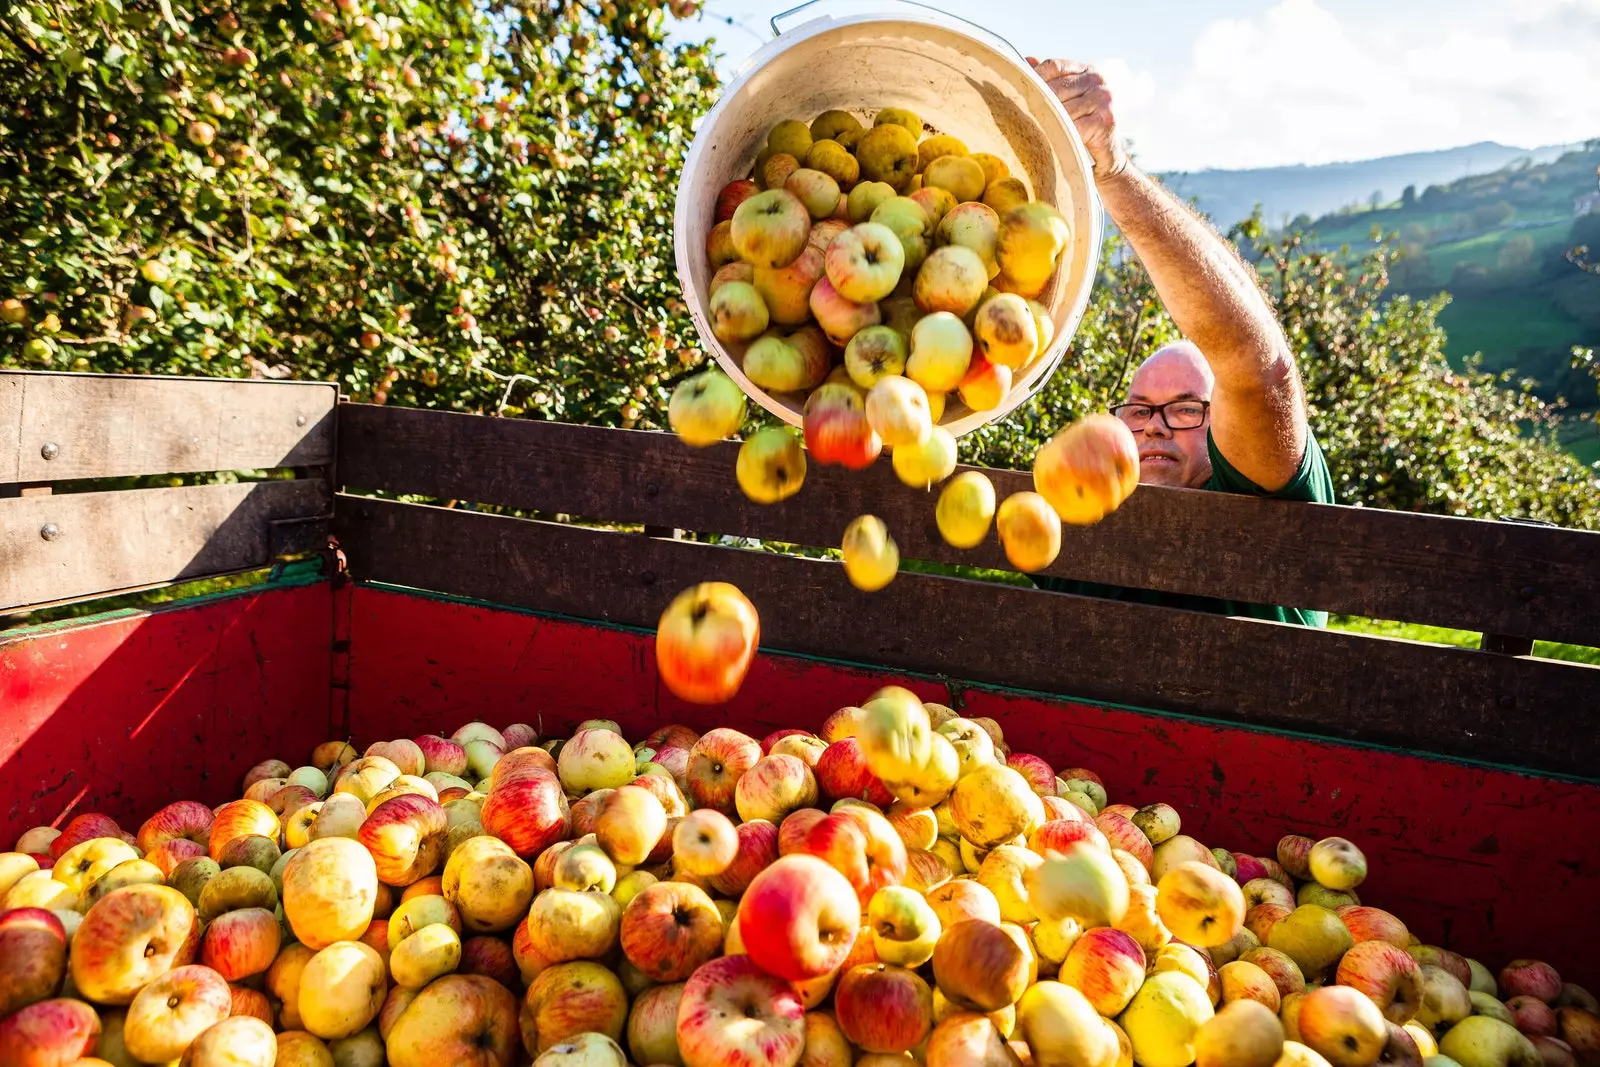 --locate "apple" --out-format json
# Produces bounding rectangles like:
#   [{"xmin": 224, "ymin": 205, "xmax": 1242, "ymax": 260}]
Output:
[
  {"xmin": 910, "ymin": 185, "xmax": 958, "ymax": 227},
  {"xmin": 1307, "ymin": 837, "xmax": 1367, "ymax": 891},
  {"xmin": 737, "ymin": 854, "xmax": 858, "ymax": 980},
  {"xmin": 0, "ymin": 908, "xmax": 67, "ymax": 1019},
  {"xmin": 1095, "ymin": 813, "xmax": 1154, "ymax": 872},
  {"xmin": 626, "ymin": 982, "xmax": 685, "ymax": 1066},
  {"xmin": 1268, "ymin": 904, "xmax": 1353, "ymax": 981},
  {"xmin": 717, "ymin": 177, "xmax": 760, "ymax": 222},
  {"xmin": 1025, "ymin": 838, "xmax": 1128, "ymax": 930},
  {"xmin": 707, "ymin": 819, "xmax": 780, "ymax": 898},
  {"xmin": 385, "ymin": 973, "xmax": 519, "ymax": 1067},
  {"xmin": 1295, "ymin": 985, "xmax": 1388, "ymax": 1067},
  {"xmin": 814, "ymin": 738, "xmax": 892, "ymax": 805},
  {"xmin": 997, "ymin": 202, "xmax": 1070, "ymax": 291},
  {"xmin": 1507, "ymin": 997, "xmax": 1558, "ymax": 1038},
  {"xmin": 947, "ymin": 762, "xmax": 1038, "ymax": 847},
  {"xmin": 799, "ymin": 1010, "xmax": 856, "ymax": 1067},
  {"xmin": 709, "ymin": 279, "xmax": 770, "ymax": 342},
  {"xmin": 735, "ymin": 754, "xmax": 819, "ymax": 823},
  {"xmin": 754, "ymin": 247, "xmax": 827, "ymax": 326},
  {"xmin": 440, "ymin": 836, "xmax": 533, "ymax": 935},
  {"xmin": 182, "ymin": 1014, "xmax": 277, "ymax": 1067},
  {"xmin": 811, "ymin": 276, "xmax": 881, "ymax": 345},
  {"xmin": 1121, "ymin": 970, "xmax": 1214, "ymax": 1067},
  {"xmin": 974, "ymin": 292, "xmax": 1041, "ymax": 369},
  {"xmin": 1220, "ymin": 959, "xmax": 1282, "ymax": 1011},
  {"xmin": 892, "ymin": 424, "xmax": 959, "ymax": 488},
  {"xmin": 907, "ymin": 311, "xmax": 973, "ymax": 393},
  {"xmin": 657, "ymin": 586, "xmax": 761, "ymax": 707},
  {"xmin": 770, "ymin": 734, "xmax": 828, "ymax": 767},
  {"xmin": 809, "ymin": 217, "xmax": 850, "ymax": 253},
  {"xmin": 1244, "ymin": 877, "xmax": 1296, "ymax": 910},
  {"xmin": 868, "ymin": 884, "xmax": 941, "ymax": 966},
  {"xmin": 1415, "ymin": 965, "xmax": 1473, "ymax": 1036},
  {"xmin": 1437, "ymin": 1015, "xmax": 1542, "ymax": 1067},
  {"xmin": 835, "ymin": 963, "xmax": 935, "ymax": 1053},
  {"xmin": 204, "ymin": 799, "xmax": 278, "ymax": 862},
  {"xmin": 794, "ymin": 809, "xmax": 905, "ymax": 909},
  {"xmin": 848, "ymin": 181, "xmax": 898, "ymax": 222},
  {"xmin": 871, "ymin": 197, "xmax": 931, "ymax": 272},
  {"xmin": 45, "ymin": 814, "xmax": 121, "ymax": 859},
  {"xmin": 841, "ymin": 513, "xmax": 901, "ymax": 592},
  {"xmin": 390, "ymin": 922, "xmax": 462, "ymax": 989},
  {"xmin": 526, "ymin": 886, "xmax": 623, "ymax": 965},
  {"xmin": 282, "ymin": 837, "xmax": 378, "ymax": 949},
  {"xmin": 785, "ymin": 167, "xmax": 842, "ymax": 219},
  {"xmin": 1195, "ymin": 999, "xmax": 1284, "ymax": 1067},
  {"xmin": 1556, "ymin": 1008, "xmax": 1599, "ymax": 1062},
  {"xmin": 136, "ymin": 801, "xmax": 215, "ymax": 854},
  {"xmin": 366, "ymin": 739, "xmax": 426, "ymax": 777},
  {"xmin": 676, "ymin": 953, "xmax": 805, "ymax": 1067},
  {"xmin": 731, "ymin": 189, "xmax": 811, "ymax": 268},
  {"xmin": 825, "ymin": 222, "xmax": 905, "ymax": 303},
  {"xmin": 915, "ymin": 246, "xmax": 989, "ymax": 317},
  {"xmin": 924, "ymin": 153, "xmax": 987, "ymax": 201},
  {"xmin": 354, "ymin": 793, "xmax": 445, "ymax": 887},
  {"xmin": 1032, "ymin": 413, "xmax": 1140, "ymax": 525},
  {"xmin": 1156, "ymin": 861, "xmax": 1246, "ymax": 948},
  {"xmin": 985, "ymin": 175, "xmax": 1031, "ymax": 213},
  {"xmin": 735, "ymin": 426, "xmax": 807, "ymax": 505},
  {"xmin": 933, "ymin": 918, "xmax": 1032, "ymax": 1012},
  {"xmin": 1336, "ymin": 939, "xmax": 1423, "ymax": 1024},
  {"xmin": 198, "ymin": 906, "xmax": 279, "ymax": 981},
  {"xmin": 804, "ymin": 382, "xmax": 884, "ymax": 469},
  {"xmin": 122, "ymin": 963, "xmax": 232, "ymax": 1062},
  {"xmin": 69, "ymin": 883, "xmax": 198, "ymax": 1004},
  {"xmin": 555, "ymin": 728, "xmax": 633, "ymax": 793},
  {"xmin": 845, "ymin": 323, "xmax": 909, "ymax": 388},
  {"xmin": 490, "ymin": 747, "xmax": 558, "ymax": 790},
  {"xmin": 684, "ymin": 727, "xmax": 761, "ymax": 813},
  {"xmin": 991, "ymin": 490, "xmax": 1061, "ymax": 573},
  {"xmin": 619, "ymin": 880, "xmax": 722, "ymax": 982},
  {"xmin": 1059, "ymin": 926, "xmax": 1147, "ymax": 1016},
  {"xmin": 1503, "ymin": 962, "xmax": 1564, "ymax": 1005},
  {"xmin": 672, "ymin": 810, "xmax": 740, "ymax": 877},
  {"xmin": 759, "ymin": 151, "xmax": 799, "ymax": 191},
  {"xmin": 669, "ymin": 370, "xmax": 746, "ymax": 447},
  {"xmin": 0, "ymin": 997, "xmax": 102, "ymax": 1065},
  {"xmin": 589, "ymin": 786, "xmax": 664, "ymax": 866},
  {"xmin": 1016, "ymin": 980, "xmax": 1119, "ymax": 1066}
]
